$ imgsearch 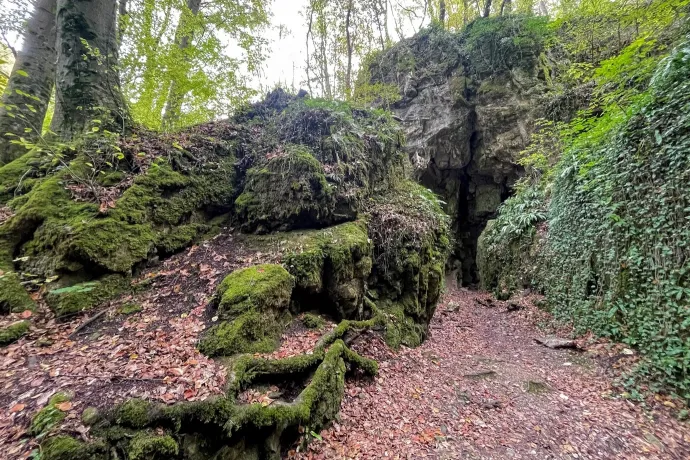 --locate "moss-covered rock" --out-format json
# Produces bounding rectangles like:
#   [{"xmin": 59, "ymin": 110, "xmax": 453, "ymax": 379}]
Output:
[
  {"xmin": 45, "ymin": 275, "xmax": 130, "ymax": 318},
  {"xmin": 0, "ymin": 320, "xmax": 30, "ymax": 346},
  {"xmin": 366, "ymin": 182, "xmax": 451, "ymax": 347},
  {"xmin": 128, "ymin": 432, "xmax": 179, "ymax": 460},
  {"xmin": 30, "ymin": 392, "xmax": 72, "ymax": 437},
  {"xmin": 281, "ymin": 221, "xmax": 373, "ymax": 319},
  {"xmin": 0, "ymin": 273, "xmax": 35, "ymax": 314},
  {"xmin": 302, "ymin": 313, "xmax": 326, "ymax": 329},
  {"xmin": 214, "ymin": 264, "xmax": 294, "ymax": 318},
  {"xmin": 199, "ymin": 309, "xmax": 289, "ymax": 357},
  {"xmin": 236, "ymin": 145, "xmax": 336, "ymax": 233},
  {"xmin": 41, "ymin": 435, "xmax": 105, "ymax": 460},
  {"xmin": 200, "ymin": 264, "xmax": 294, "ymax": 357}
]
